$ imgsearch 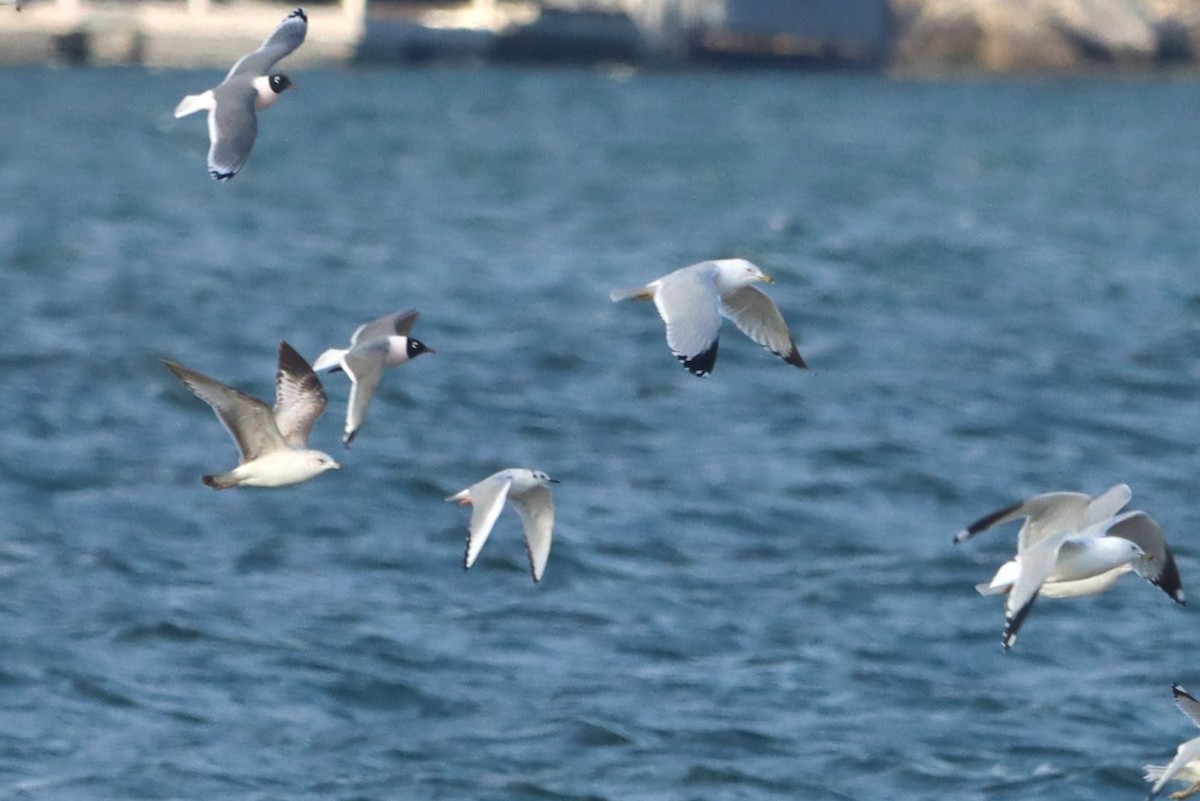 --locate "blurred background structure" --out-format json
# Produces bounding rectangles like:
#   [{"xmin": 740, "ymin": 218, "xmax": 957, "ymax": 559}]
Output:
[{"xmin": 0, "ymin": 0, "xmax": 1197, "ymax": 71}]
